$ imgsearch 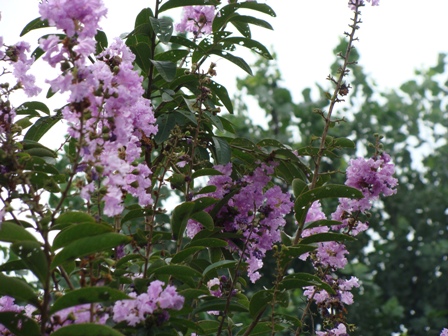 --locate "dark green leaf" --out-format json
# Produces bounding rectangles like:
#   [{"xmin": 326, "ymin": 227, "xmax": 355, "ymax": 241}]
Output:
[
  {"xmin": 237, "ymin": 322, "xmax": 284, "ymax": 335},
  {"xmin": 0, "ymin": 221, "xmax": 38, "ymax": 243},
  {"xmin": 51, "ymin": 324, "xmax": 124, "ymax": 336},
  {"xmin": 150, "ymin": 60, "xmax": 177, "ymax": 82},
  {"xmin": 53, "ymin": 211, "xmax": 96, "ymax": 228},
  {"xmin": 152, "ymin": 265, "xmax": 202, "ymax": 278},
  {"xmin": 202, "ymin": 260, "xmax": 237, "ymax": 277},
  {"xmin": 154, "ymin": 113, "xmax": 177, "ymax": 144},
  {"xmin": 300, "ymin": 232, "xmax": 355, "ymax": 245},
  {"xmin": 0, "ymin": 312, "xmax": 40, "ymax": 336},
  {"xmin": 171, "ymin": 202, "xmax": 195, "ymax": 240},
  {"xmin": 52, "ymin": 223, "xmax": 113, "ymax": 251},
  {"xmin": 0, "ymin": 274, "xmax": 40, "ymax": 307},
  {"xmin": 20, "ymin": 17, "xmax": 49, "ymax": 36},
  {"xmin": 11, "ymin": 241, "xmax": 48, "ymax": 284},
  {"xmin": 190, "ymin": 211, "xmax": 214, "ymax": 231},
  {"xmin": 171, "ymin": 247, "xmax": 204, "ymax": 264},
  {"xmin": 292, "ymin": 178, "xmax": 308, "ymax": 197},
  {"xmin": 192, "ymin": 168, "xmax": 222, "ymax": 179},
  {"xmin": 50, "ymin": 287, "xmax": 130, "ymax": 315},
  {"xmin": 249, "ymin": 290, "xmax": 273, "ymax": 317},
  {"xmin": 24, "ymin": 115, "xmax": 62, "ymax": 142},
  {"xmin": 222, "ymin": 37, "xmax": 272, "ymax": 59},
  {"xmin": 155, "ymin": 49, "xmax": 189, "ymax": 62},
  {"xmin": 193, "ymin": 197, "xmax": 218, "ymax": 212},
  {"xmin": 230, "ymin": 15, "xmax": 273, "ymax": 30},
  {"xmin": 212, "ymin": 136, "xmax": 231, "ymax": 164},
  {"xmin": 149, "ymin": 17, "xmax": 173, "ymax": 43},
  {"xmin": 129, "ymin": 43, "xmax": 152, "ymax": 74},
  {"xmin": 16, "ymin": 101, "xmax": 50, "ymax": 116},
  {"xmin": 51, "ymin": 233, "xmax": 131, "ymax": 269},
  {"xmin": 209, "ymin": 50, "xmax": 252, "ymax": 75},
  {"xmin": 281, "ymin": 245, "xmax": 316, "ymax": 258},
  {"xmin": 159, "ymin": 0, "xmax": 220, "ymax": 13},
  {"xmin": 0, "ymin": 259, "xmax": 28, "ymax": 273},
  {"xmin": 189, "ymin": 238, "xmax": 227, "ymax": 248},
  {"xmin": 193, "ymin": 299, "xmax": 248, "ymax": 314},
  {"xmin": 209, "ymin": 80, "xmax": 234, "ymax": 114},
  {"xmin": 95, "ymin": 30, "xmax": 108, "ymax": 54}
]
